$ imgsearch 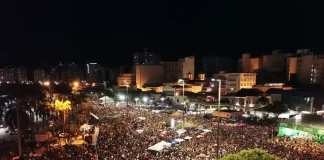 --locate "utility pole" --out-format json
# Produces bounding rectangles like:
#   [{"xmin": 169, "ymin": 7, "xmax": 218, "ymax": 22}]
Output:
[
  {"xmin": 16, "ymin": 101, "xmax": 22, "ymax": 157},
  {"xmin": 216, "ymin": 79, "xmax": 221, "ymax": 159},
  {"xmin": 36, "ymin": 100, "xmax": 38, "ymax": 132}
]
